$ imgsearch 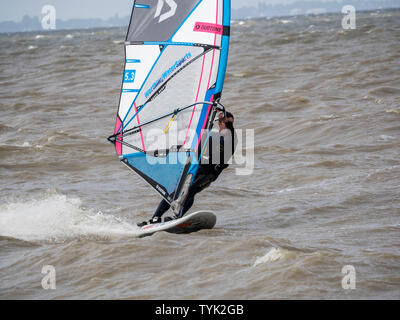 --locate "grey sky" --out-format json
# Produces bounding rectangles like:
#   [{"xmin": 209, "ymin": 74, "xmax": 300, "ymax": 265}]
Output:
[
  {"xmin": 0, "ymin": 0, "xmax": 392, "ymax": 22},
  {"xmin": 0, "ymin": 0, "xmax": 339, "ymax": 22}
]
